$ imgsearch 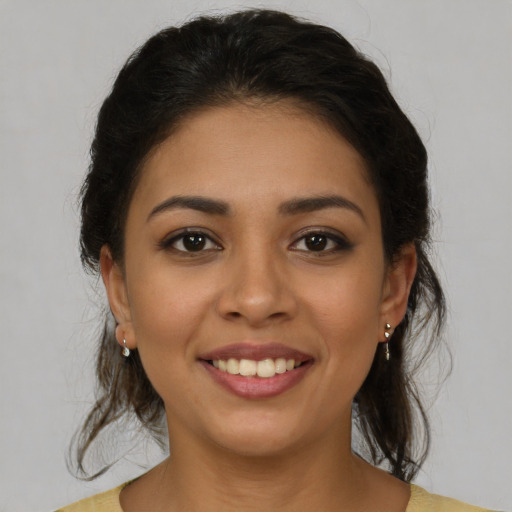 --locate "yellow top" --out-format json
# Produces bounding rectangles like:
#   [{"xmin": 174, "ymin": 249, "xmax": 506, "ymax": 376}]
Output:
[{"xmin": 55, "ymin": 483, "xmax": 496, "ymax": 511}]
